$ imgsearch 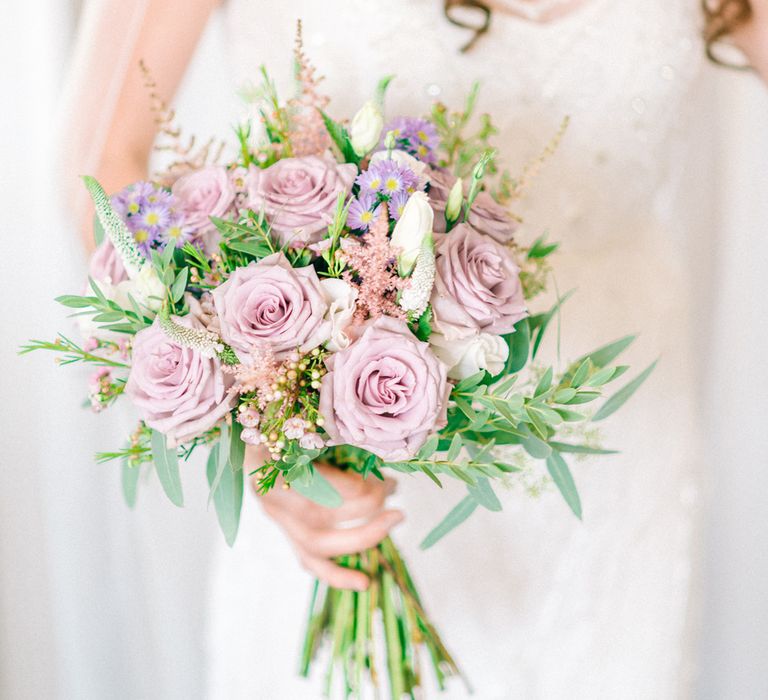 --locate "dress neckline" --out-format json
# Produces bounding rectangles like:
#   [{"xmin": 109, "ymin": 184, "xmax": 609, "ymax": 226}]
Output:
[{"xmin": 489, "ymin": 0, "xmax": 609, "ymax": 32}]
